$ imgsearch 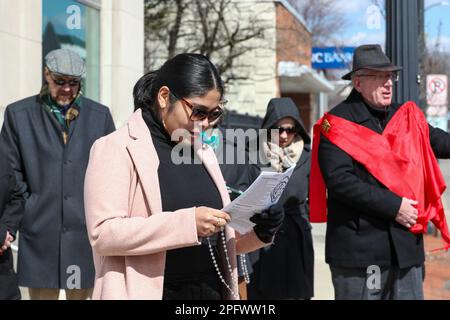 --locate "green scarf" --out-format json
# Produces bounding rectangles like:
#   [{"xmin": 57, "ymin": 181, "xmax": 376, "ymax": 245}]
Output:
[{"xmin": 40, "ymin": 84, "xmax": 82, "ymax": 144}]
